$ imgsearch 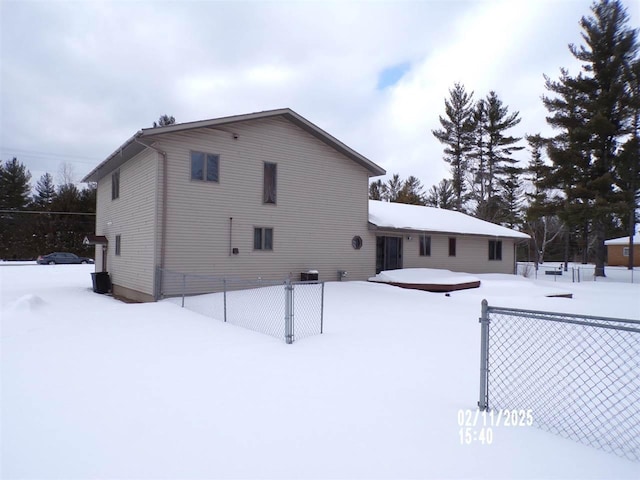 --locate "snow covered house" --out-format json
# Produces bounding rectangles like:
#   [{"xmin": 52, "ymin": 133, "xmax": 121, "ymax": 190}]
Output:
[
  {"xmin": 368, "ymin": 201, "xmax": 530, "ymax": 275},
  {"xmin": 82, "ymin": 108, "xmax": 530, "ymax": 302},
  {"xmin": 82, "ymin": 108, "xmax": 386, "ymax": 301},
  {"xmin": 605, "ymin": 234, "xmax": 639, "ymax": 267}
]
